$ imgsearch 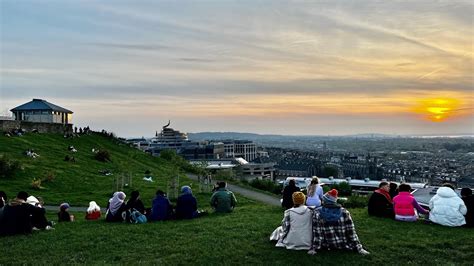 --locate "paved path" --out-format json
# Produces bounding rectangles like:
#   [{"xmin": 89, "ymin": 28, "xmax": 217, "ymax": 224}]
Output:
[
  {"xmin": 187, "ymin": 174, "xmax": 281, "ymax": 207},
  {"xmin": 43, "ymin": 176, "xmax": 281, "ymax": 210}
]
